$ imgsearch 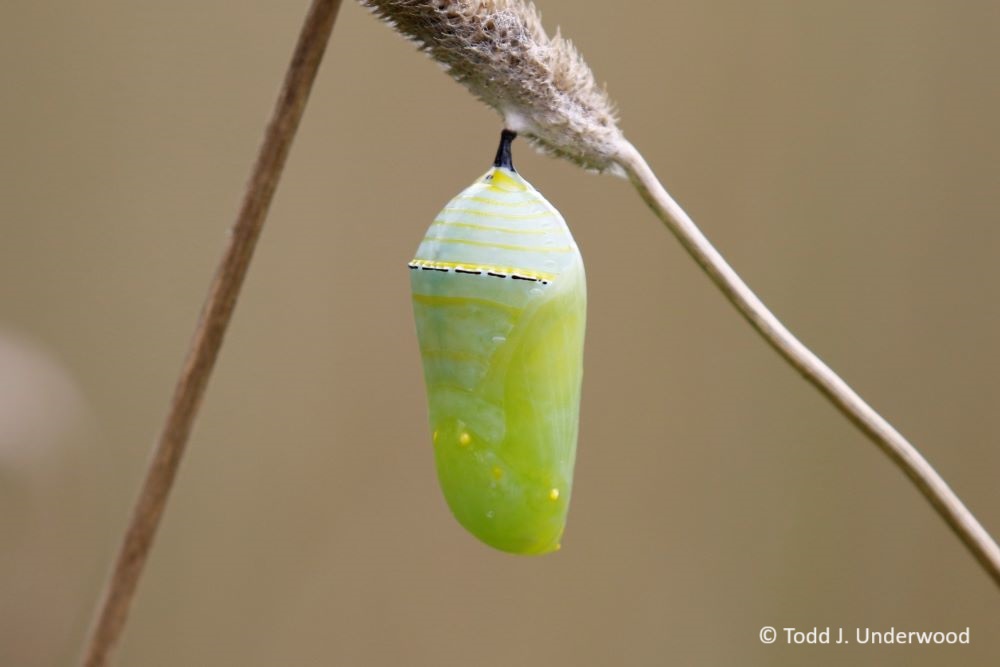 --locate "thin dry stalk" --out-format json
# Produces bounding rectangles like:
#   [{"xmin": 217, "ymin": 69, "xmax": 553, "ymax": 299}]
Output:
[
  {"xmin": 79, "ymin": 1, "xmax": 344, "ymax": 665},
  {"xmin": 615, "ymin": 140, "xmax": 1000, "ymax": 587}
]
